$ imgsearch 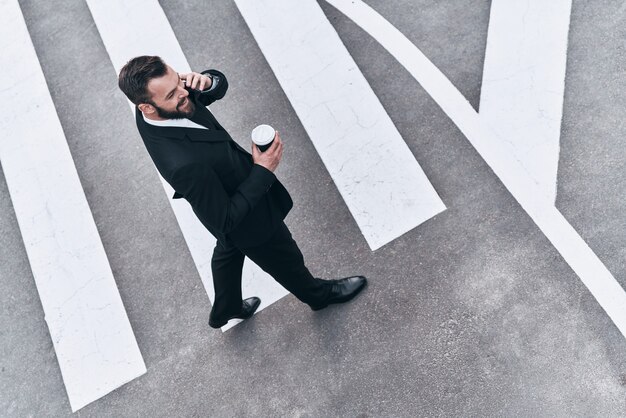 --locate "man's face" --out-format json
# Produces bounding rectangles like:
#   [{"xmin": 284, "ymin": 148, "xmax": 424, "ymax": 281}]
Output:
[{"xmin": 145, "ymin": 66, "xmax": 195, "ymax": 119}]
